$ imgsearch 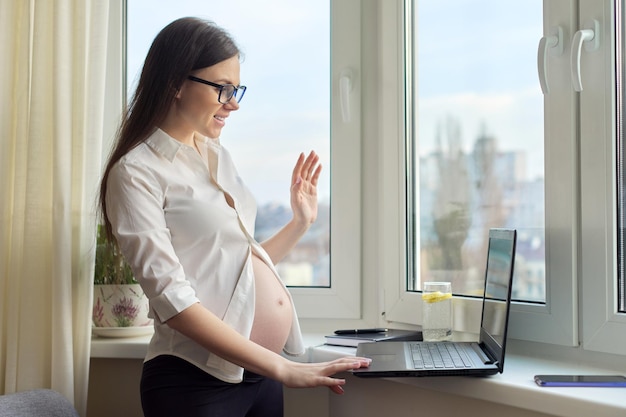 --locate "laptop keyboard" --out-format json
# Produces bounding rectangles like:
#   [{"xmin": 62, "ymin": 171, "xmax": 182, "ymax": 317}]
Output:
[{"xmin": 410, "ymin": 342, "xmax": 474, "ymax": 369}]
